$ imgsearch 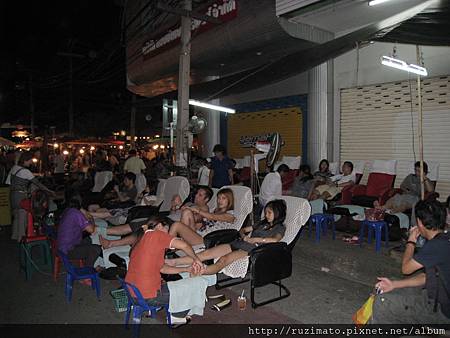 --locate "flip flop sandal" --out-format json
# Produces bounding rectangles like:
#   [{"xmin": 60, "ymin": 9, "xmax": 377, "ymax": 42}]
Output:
[
  {"xmin": 208, "ymin": 294, "xmax": 225, "ymax": 301},
  {"xmin": 170, "ymin": 317, "xmax": 191, "ymax": 329},
  {"xmin": 211, "ymin": 299, "xmax": 231, "ymax": 311}
]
